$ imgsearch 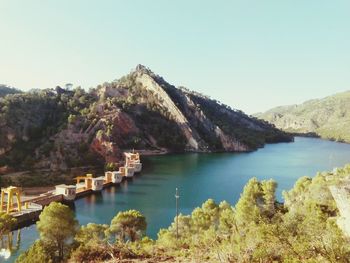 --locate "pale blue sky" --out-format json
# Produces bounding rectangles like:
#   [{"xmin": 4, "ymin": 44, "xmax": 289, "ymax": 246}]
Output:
[{"xmin": 1, "ymin": 0, "xmax": 349, "ymax": 113}]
